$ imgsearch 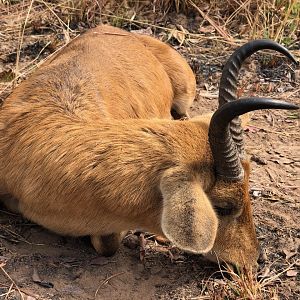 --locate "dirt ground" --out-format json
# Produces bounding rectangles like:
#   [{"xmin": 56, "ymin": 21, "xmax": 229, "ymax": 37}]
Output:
[{"xmin": 0, "ymin": 19, "xmax": 299, "ymax": 300}]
